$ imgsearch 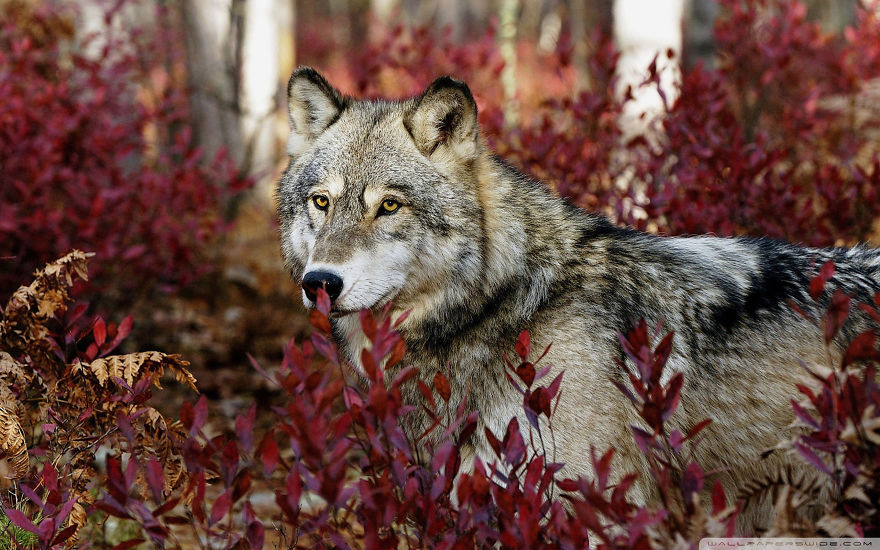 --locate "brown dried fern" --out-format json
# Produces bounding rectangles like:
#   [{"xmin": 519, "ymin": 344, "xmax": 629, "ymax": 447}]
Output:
[
  {"xmin": 738, "ymin": 464, "xmax": 828, "ymax": 536},
  {"xmin": 0, "ymin": 249, "xmax": 93, "ymax": 377},
  {"xmin": 0, "ymin": 251, "xmax": 200, "ymax": 543},
  {"xmin": 738, "ymin": 464, "xmax": 824, "ymax": 508},
  {"xmin": 75, "ymin": 351, "xmax": 197, "ymax": 391},
  {"xmin": 0, "ymin": 405, "xmax": 29, "ymax": 487}
]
